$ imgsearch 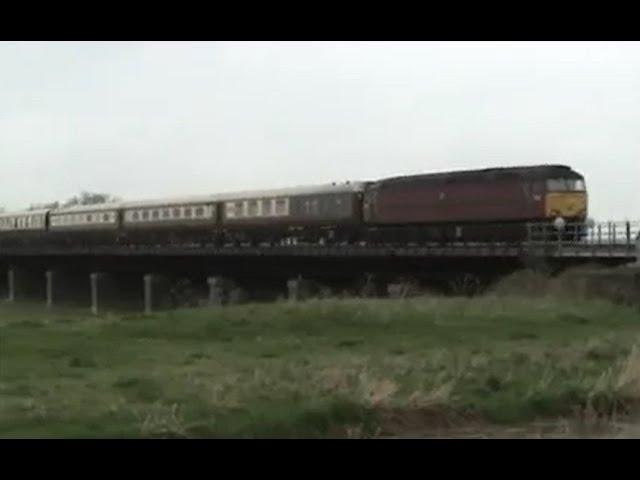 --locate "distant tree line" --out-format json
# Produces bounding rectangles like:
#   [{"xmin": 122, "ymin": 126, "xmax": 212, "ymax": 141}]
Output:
[{"xmin": 27, "ymin": 192, "xmax": 121, "ymax": 211}]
